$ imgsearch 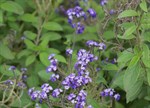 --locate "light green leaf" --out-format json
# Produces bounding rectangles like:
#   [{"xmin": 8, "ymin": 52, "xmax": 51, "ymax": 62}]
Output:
[
  {"xmin": 55, "ymin": 55, "xmax": 67, "ymax": 63},
  {"xmin": 17, "ymin": 49, "xmax": 32, "ymax": 59},
  {"xmin": 123, "ymin": 25, "xmax": 137, "ymax": 36},
  {"xmin": 142, "ymin": 44, "xmax": 150, "ymax": 68},
  {"xmin": 25, "ymin": 55, "xmax": 36, "ymax": 66},
  {"xmin": 147, "ymin": 68, "xmax": 150, "ymax": 86},
  {"xmin": 24, "ymin": 39, "xmax": 36, "ymax": 50},
  {"xmin": 20, "ymin": 13, "xmax": 38, "ymax": 22},
  {"xmin": 140, "ymin": 0, "xmax": 148, "ymax": 12},
  {"xmin": 43, "ymin": 22, "xmax": 63, "ymax": 31},
  {"xmin": 118, "ymin": 34, "xmax": 135, "ymax": 40},
  {"xmin": 124, "ymin": 63, "xmax": 143, "ymax": 103},
  {"xmin": 24, "ymin": 31, "xmax": 37, "ymax": 40},
  {"xmin": 118, "ymin": 10, "xmax": 139, "ymax": 18},
  {"xmin": 38, "ymin": 70, "xmax": 53, "ymax": 82},
  {"xmin": 39, "ymin": 52, "xmax": 49, "ymax": 66},
  {"xmin": 41, "ymin": 32, "xmax": 61, "ymax": 41},
  {"xmin": 128, "ymin": 55, "xmax": 141, "ymax": 67},
  {"xmin": 0, "ymin": 10, "xmax": 3, "ymax": 23},
  {"xmin": 0, "ymin": 42, "xmax": 15, "ymax": 60},
  {"xmin": 102, "ymin": 63, "xmax": 118, "ymax": 71},
  {"xmin": 0, "ymin": 1, "xmax": 24, "ymax": 15}
]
